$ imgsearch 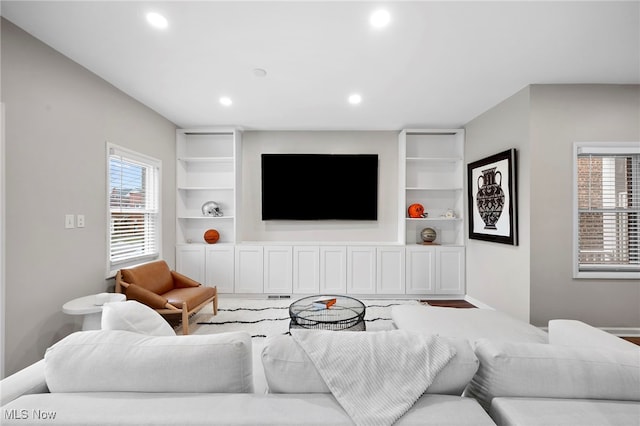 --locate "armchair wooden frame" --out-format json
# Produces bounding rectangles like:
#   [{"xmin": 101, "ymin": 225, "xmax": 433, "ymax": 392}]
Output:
[{"xmin": 115, "ymin": 269, "xmax": 217, "ymax": 335}]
